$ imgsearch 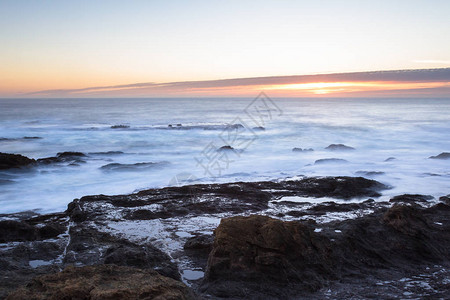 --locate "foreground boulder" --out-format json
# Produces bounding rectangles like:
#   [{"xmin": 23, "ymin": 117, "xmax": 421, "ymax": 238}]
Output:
[
  {"xmin": 7, "ymin": 265, "xmax": 195, "ymax": 300},
  {"xmin": 0, "ymin": 153, "xmax": 35, "ymax": 169},
  {"xmin": 201, "ymin": 215, "xmax": 335, "ymax": 298},
  {"xmin": 201, "ymin": 202, "xmax": 450, "ymax": 298}
]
